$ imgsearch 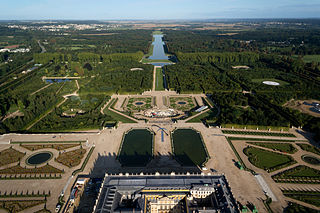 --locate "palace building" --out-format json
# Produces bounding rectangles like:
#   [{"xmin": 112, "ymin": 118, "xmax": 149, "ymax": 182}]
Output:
[{"xmin": 93, "ymin": 174, "xmax": 238, "ymax": 213}]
